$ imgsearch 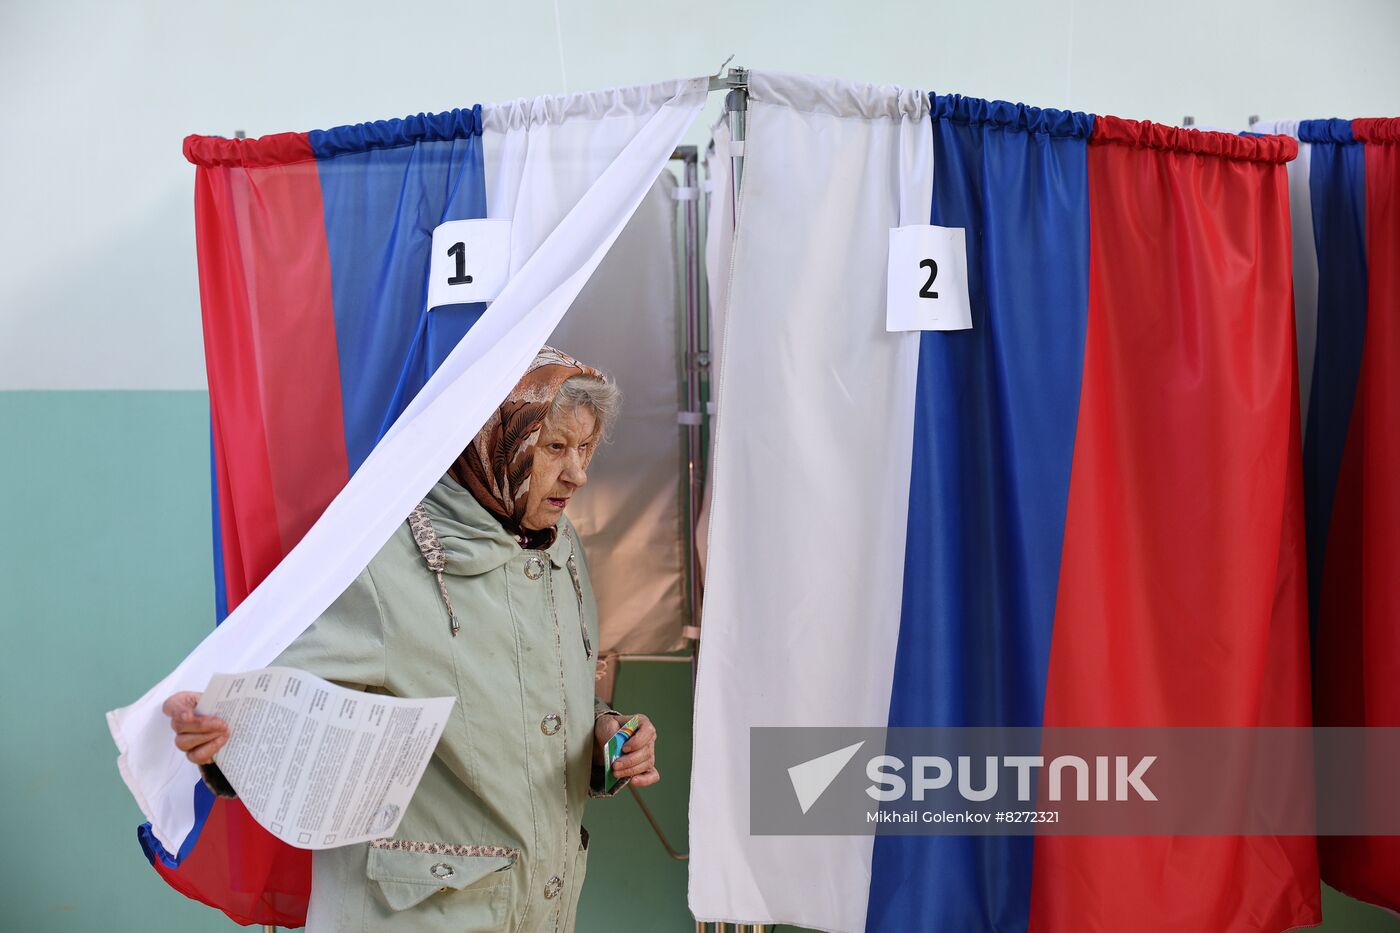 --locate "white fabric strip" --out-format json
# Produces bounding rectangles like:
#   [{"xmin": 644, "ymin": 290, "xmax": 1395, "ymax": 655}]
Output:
[
  {"xmin": 694, "ymin": 116, "xmax": 735, "ymax": 578},
  {"xmin": 688, "ymin": 70, "xmax": 931, "ymax": 933},
  {"xmin": 107, "ymin": 77, "xmax": 706, "ymax": 854},
  {"xmin": 1254, "ymin": 119, "xmax": 1319, "ymax": 429}
]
